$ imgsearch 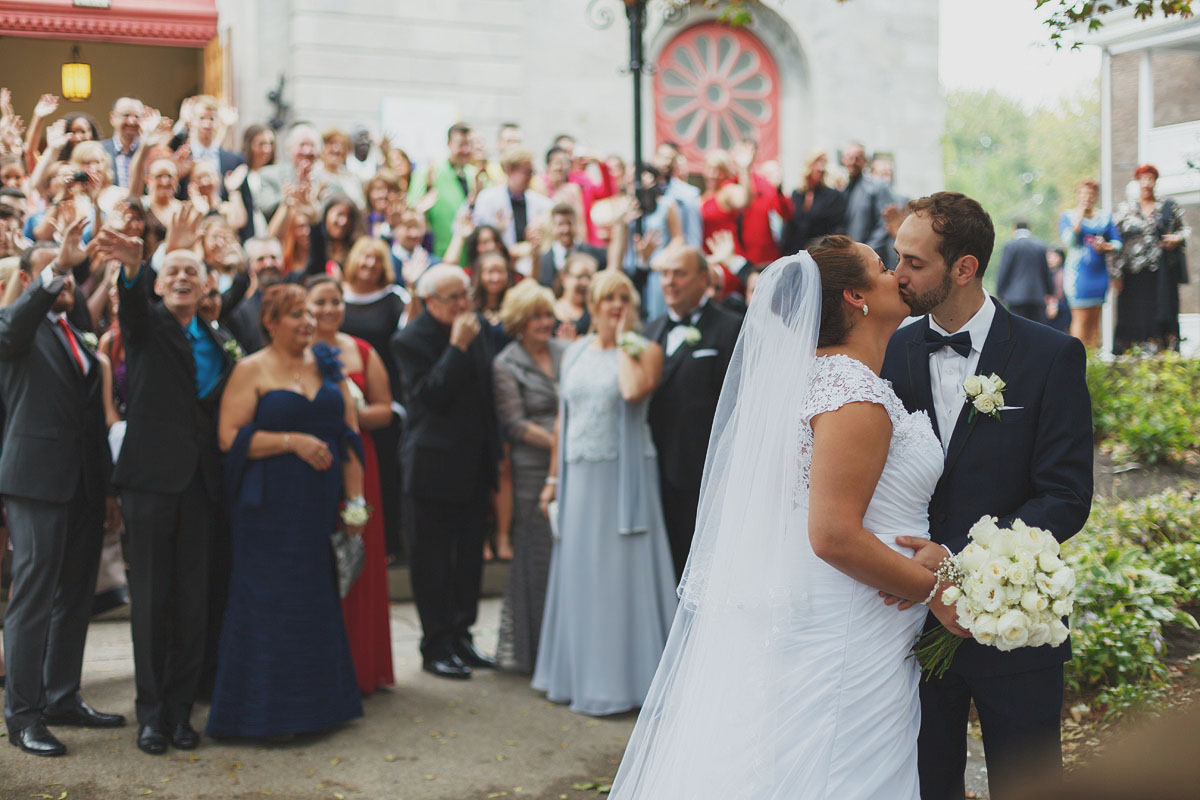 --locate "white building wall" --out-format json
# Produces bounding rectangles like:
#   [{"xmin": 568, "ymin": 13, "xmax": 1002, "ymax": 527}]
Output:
[{"xmin": 218, "ymin": 0, "xmax": 942, "ymax": 196}]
